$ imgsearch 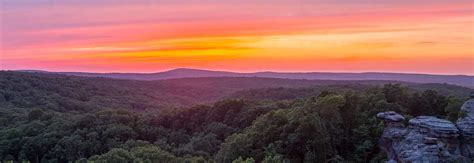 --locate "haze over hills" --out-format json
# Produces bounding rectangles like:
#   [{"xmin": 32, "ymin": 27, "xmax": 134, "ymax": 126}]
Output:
[{"xmin": 19, "ymin": 68, "xmax": 474, "ymax": 88}]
